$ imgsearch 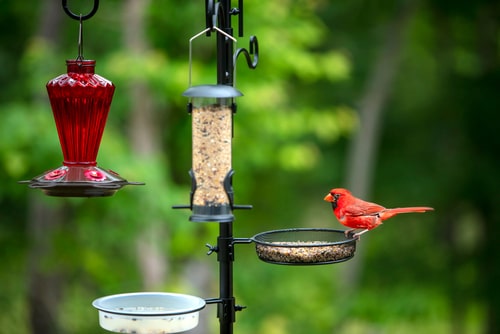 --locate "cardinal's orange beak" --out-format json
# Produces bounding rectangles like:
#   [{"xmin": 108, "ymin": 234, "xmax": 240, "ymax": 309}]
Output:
[{"xmin": 324, "ymin": 193, "xmax": 334, "ymax": 202}]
